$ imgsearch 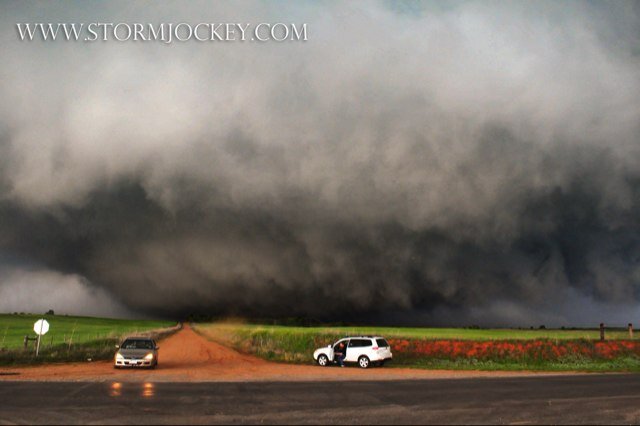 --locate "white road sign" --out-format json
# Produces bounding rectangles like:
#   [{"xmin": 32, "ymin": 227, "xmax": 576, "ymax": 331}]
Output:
[{"xmin": 33, "ymin": 319, "xmax": 49, "ymax": 336}]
